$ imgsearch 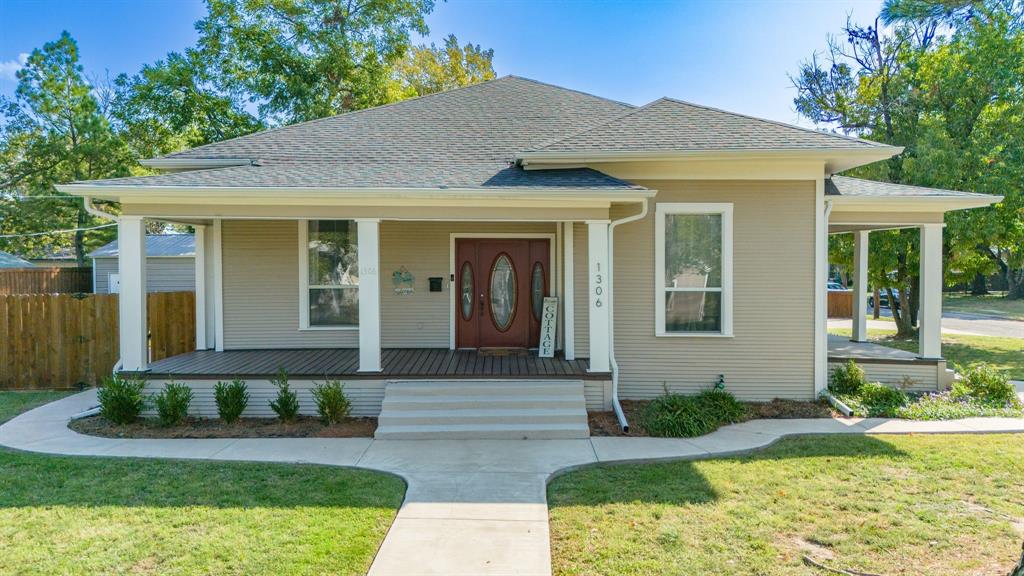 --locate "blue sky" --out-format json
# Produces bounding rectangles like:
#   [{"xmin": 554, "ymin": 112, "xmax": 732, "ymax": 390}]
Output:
[{"xmin": 0, "ymin": 0, "xmax": 881, "ymax": 126}]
